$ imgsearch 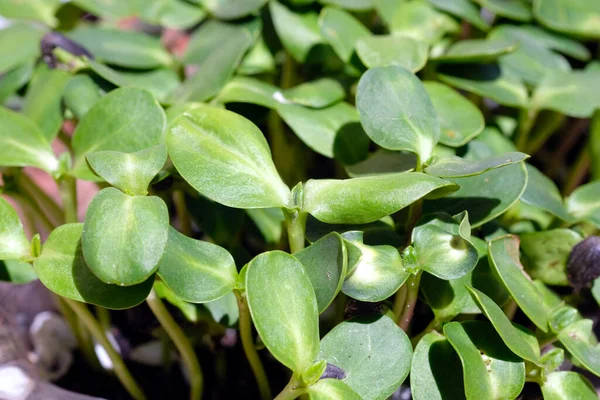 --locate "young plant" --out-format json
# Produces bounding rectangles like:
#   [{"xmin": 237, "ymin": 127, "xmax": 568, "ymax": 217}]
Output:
[{"xmin": 1, "ymin": 0, "xmax": 600, "ymax": 399}]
